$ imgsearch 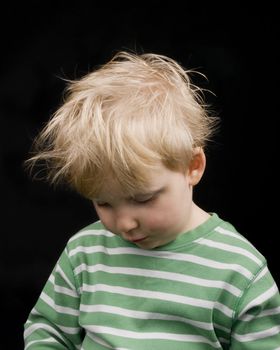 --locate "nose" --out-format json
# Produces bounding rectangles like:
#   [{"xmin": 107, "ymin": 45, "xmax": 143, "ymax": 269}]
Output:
[{"xmin": 115, "ymin": 207, "xmax": 138, "ymax": 237}]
